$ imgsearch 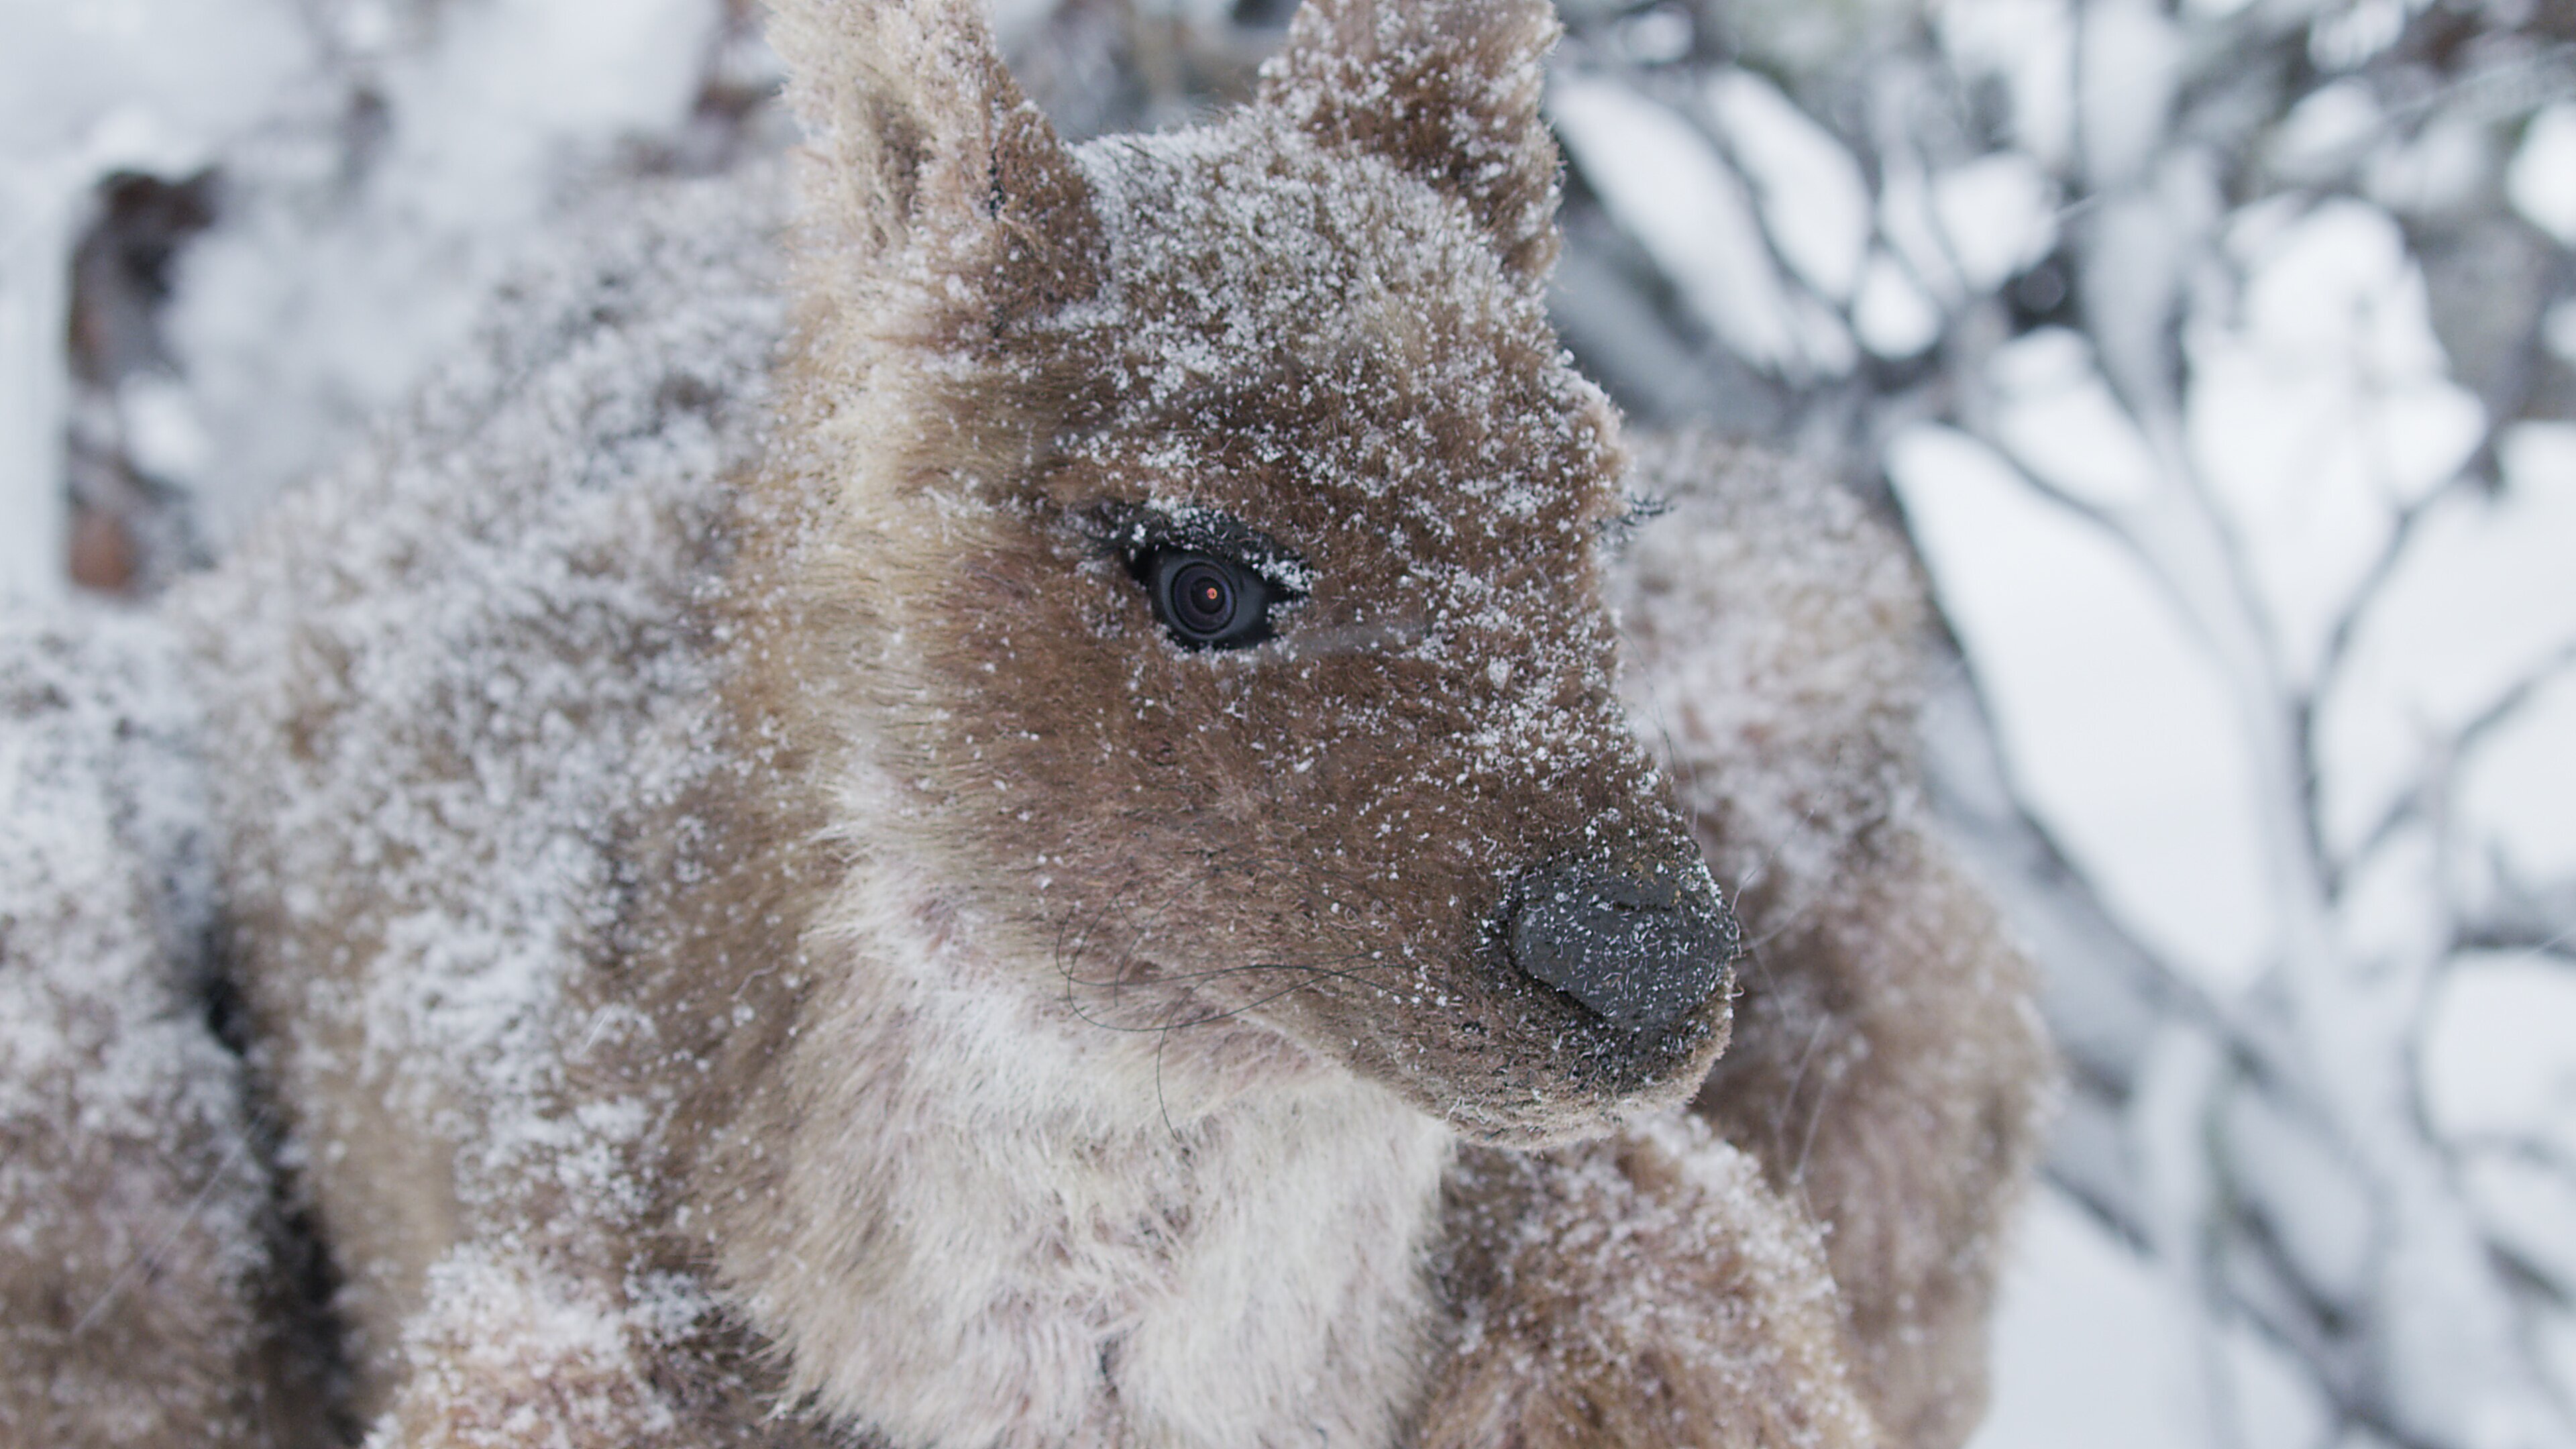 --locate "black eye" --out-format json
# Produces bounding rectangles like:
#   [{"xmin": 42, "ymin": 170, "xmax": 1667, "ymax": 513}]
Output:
[{"xmin": 1145, "ymin": 550, "xmax": 1277, "ymax": 649}]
